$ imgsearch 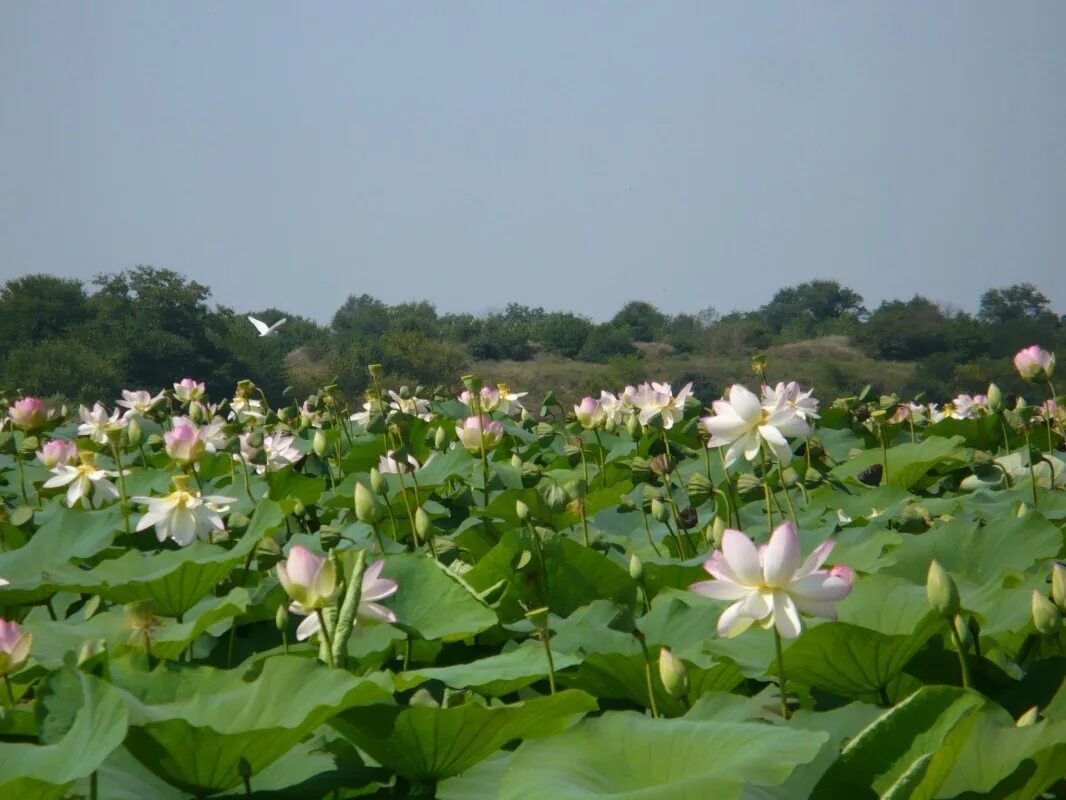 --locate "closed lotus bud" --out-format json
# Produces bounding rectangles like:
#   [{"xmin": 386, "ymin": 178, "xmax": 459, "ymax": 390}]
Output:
[
  {"xmin": 987, "ymin": 383, "xmax": 1003, "ymax": 412},
  {"xmin": 126, "ymin": 416, "xmax": 143, "ymax": 446},
  {"xmin": 312, "ymin": 430, "xmax": 328, "ymax": 457},
  {"xmin": 1016, "ymin": 502, "xmax": 1029, "ymax": 518},
  {"xmin": 515, "ymin": 499, "xmax": 530, "ymax": 521},
  {"xmin": 0, "ymin": 619, "xmax": 32, "ymax": 676},
  {"xmin": 275, "ymin": 603, "xmax": 289, "ymax": 631},
  {"xmin": 651, "ymin": 498, "xmax": 670, "ymax": 523},
  {"xmin": 629, "ymin": 554, "xmax": 643, "ymax": 581},
  {"xmin": 354, "ymin": 482, "xmax": 379, "ymax": 523},
  {"xmin": 434, "ymin": 425, "xmax": 448, "ymax": 450},
  {"xmin": 1032, "ymin": 590, "xmax": 1061, "ymax": 635},
  {"xmin": 1016, "ymin": 706, "xmax": 1039, "ymax": 727},
  {"xmin": 927, "ymin": 560, "xmax": 961, "ymax": 618},
  {"xmin": 1052, "ymin": 563, "xmax": 1066, "ymax": 611},
  {"xmin": 276, "ymin": 546, "xmax": 339, "ymax": 610},
  {"xmin": 370, "ymin": 467, "xmax": 386, "ymax": 495},
  {"xmin": 711, "ymin": 515, "xmax": 726, "ymax": 547},
  {"xmin": 658, "ymin": 647, "xmax": 689, "ymax": 700},
  {"xmin": 953, "ymin": 615, "xmax": 973, "ymax": 651},
  {"xmin": 415, "ymin": 507, "xmax": 431, "ymax": 539},
  {"xmin": 626, "ymin": 413, "xmax": 641, "ymax": 437},
  {"xmin": 511, "ymin": 453, "xmax": 523, "ymax": 468}
]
